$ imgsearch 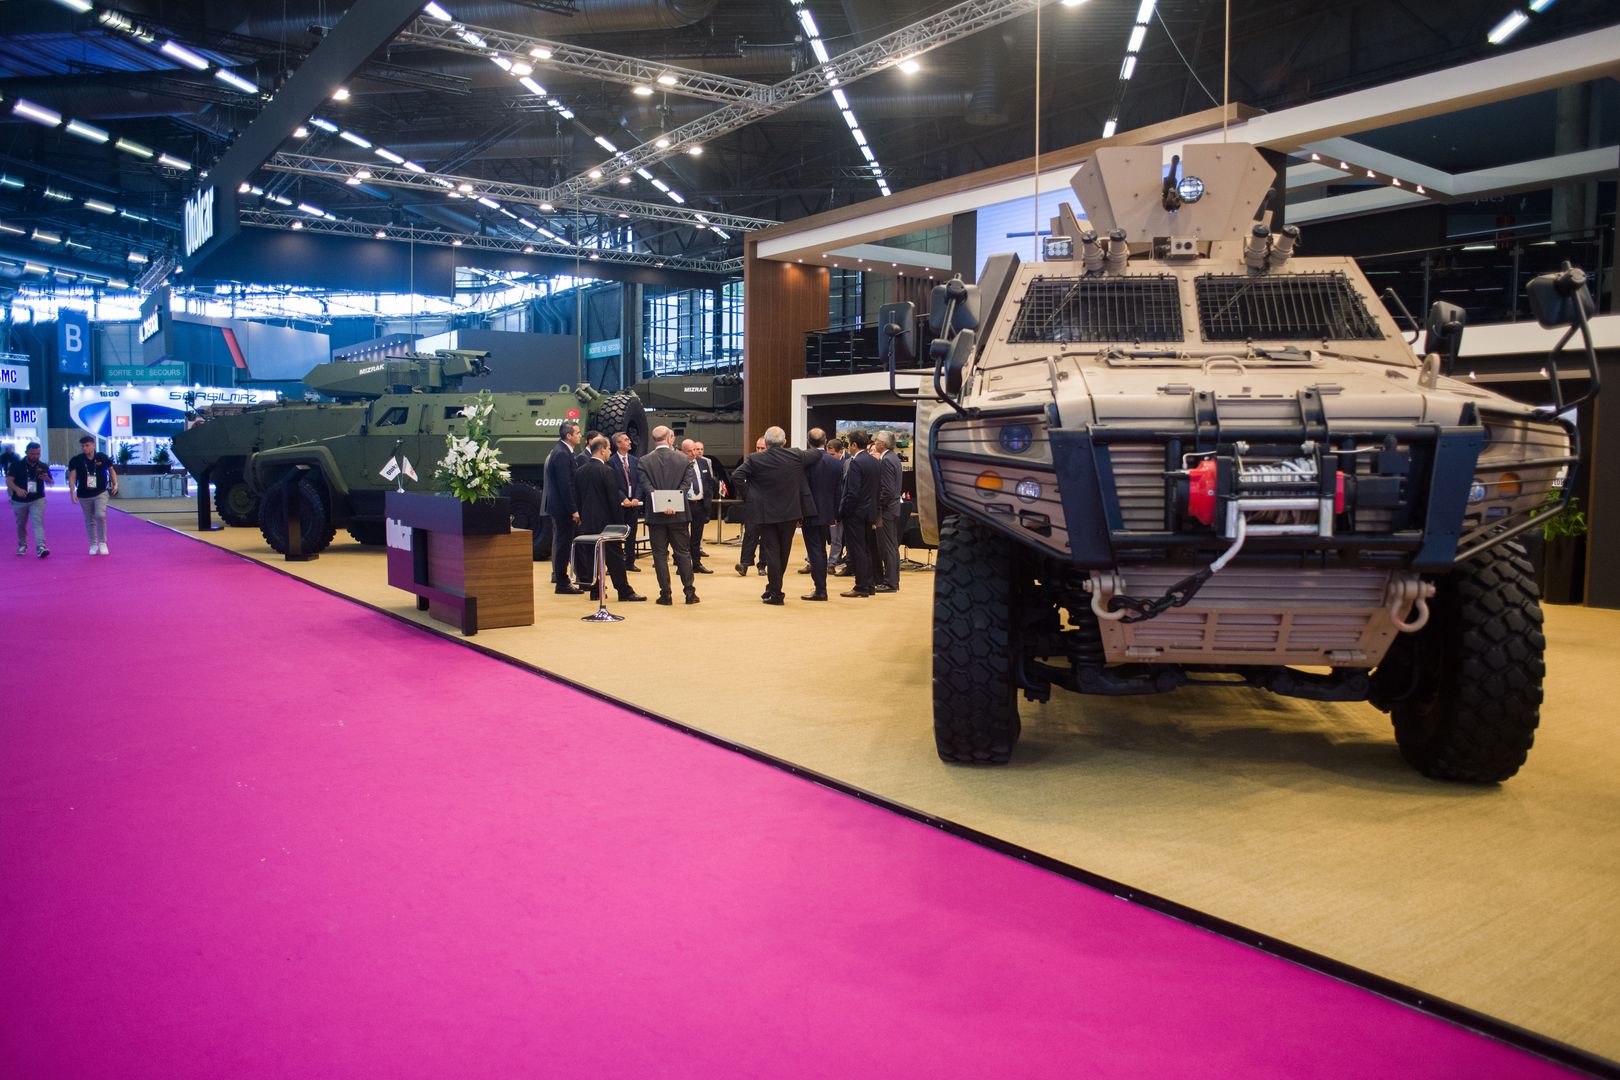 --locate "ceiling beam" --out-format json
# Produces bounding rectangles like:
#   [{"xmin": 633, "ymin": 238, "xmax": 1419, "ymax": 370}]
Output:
[{"xmin": 185, "ymin": 0, "xmax": 437, "ymax": 270}]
